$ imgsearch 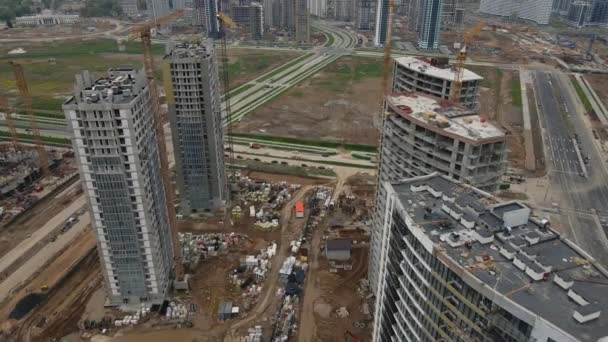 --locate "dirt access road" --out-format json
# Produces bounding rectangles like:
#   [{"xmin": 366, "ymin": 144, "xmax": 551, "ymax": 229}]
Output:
[{"xmin": 227, "ymin": 184, "xmax": 320, "ymax": 337}]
